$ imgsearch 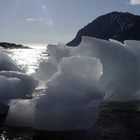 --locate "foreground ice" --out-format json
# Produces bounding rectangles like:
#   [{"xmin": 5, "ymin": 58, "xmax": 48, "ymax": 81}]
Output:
[
  {"xmin": 32, "ymin": 58, "xmax": 58, "ymax": 81},
  {"xmin": 0, "ymin": 71, "xmax": 38, "ymax": 102},
  {"xmin": 5, "ymin": 36, "xmax": 140, "ymax": 131},
  {"xmin": 73, "ymin": 37, "xmax": 140, "ymax": 101},
  {"xmin": 35, "ymin": 56, "xmax": 103, "ymax": 130},
  {"xmin": 0, "ymin": 51, "xmax": 38, "ymax": 103},
  {"xmin": 6, "ymin": 99, "xmax": 35, "ymax": 127},
  {"xmin": 0, "ymin": 52, "xmax": 21, "ymax": 71}
]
